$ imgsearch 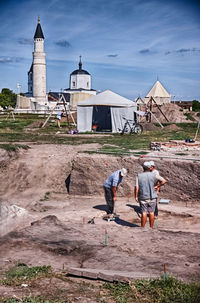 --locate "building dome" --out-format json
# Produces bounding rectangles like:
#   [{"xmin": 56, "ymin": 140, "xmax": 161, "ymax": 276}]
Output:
[
  {"xmin": 69, "ymin": 56, "xmax": 92, "ymax": 90},
  {"xmin": 71, "ymin": 69, "xmax": 90, "ymax": 75},
  {"xmin": 70, "ymin": 56, "xmax": 90, "ymax": 76}
]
